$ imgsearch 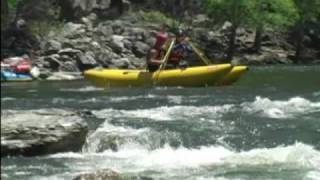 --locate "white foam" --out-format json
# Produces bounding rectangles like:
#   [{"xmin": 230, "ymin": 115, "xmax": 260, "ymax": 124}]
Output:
[
  {"xmin": 60, "ymin": 86, "xmax": 104, "ymax": 92},
  {"xmin": 82, "ymin": 120, "xmax": 150, "ymax": 153},
  {"xmin": 77, "ymin": 142, "xmax": 319, "ymax": 174},
  {"xmin": 313, "ymin": 91, "xmax": 320, "ymax": 97},
  {"xmin": 224, "ymin": 143, "xmax": 320, "ymax": 168},
  {"xmin": 92, "ymin": 105, "xmax": 234, "ymax": 121},
  {"xmin": 242, "ymin": 96, "xmax": 320, "ymax": 119},
  {"xmin": 27, "ymin": 89, "xmax": 37, "ymax": 93},
  {"xmin": 94, "ymin": 144, "xmax": 233, "ymax": 171},
  {"xmin": 109, "ymin": 94, "xmax": 157, "ymax": 102},
  {"xmin": 42, "ymin": 142, "xmax": 320, "ymax": 179},
  {"xmin": 52, "ymin": 97, "xmax": 99, "ymax": 104},
  {"xmin": 48, "ymin": 152, "xmax": 85, "ymax": 159},
  {"xmin": 1, "ymin": 97, "xmax": 16, "ymax": 101},
  {"xmin": 167, "ymin": 95, "xmax": 183, "ymax": 104},
  {"xmin": 305, "ymin": 171, "xmax": 320, "ymax": 180}
]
